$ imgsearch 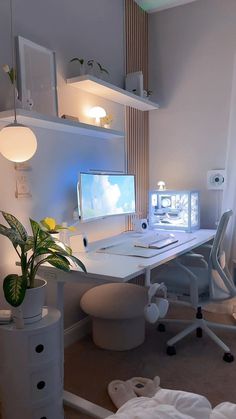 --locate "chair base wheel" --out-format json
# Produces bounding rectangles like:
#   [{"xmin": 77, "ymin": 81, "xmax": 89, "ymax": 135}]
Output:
[
  {"xmin": 196, "ymin": 327, "xmax": 203, "ymax": 338},
  {"xmin": 157, "ymin": 323, "xmax": 166, "ymax": 332},
  {"xmin": 223, "ymin": 352, "xmax": 234, "ymax": 363},
  {"xmin": 167, "ymin": 345, "xmax": 176, "ymax": 356}
]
